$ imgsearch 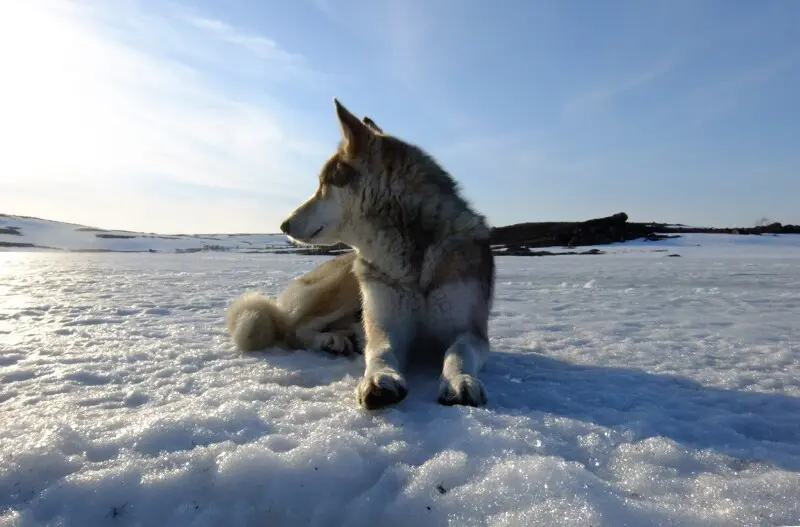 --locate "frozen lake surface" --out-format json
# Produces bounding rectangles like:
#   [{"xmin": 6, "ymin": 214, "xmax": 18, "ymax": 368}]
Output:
[{"xmin": 1, "ymin": 235, "xmax": 799, "ymax": 526}]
